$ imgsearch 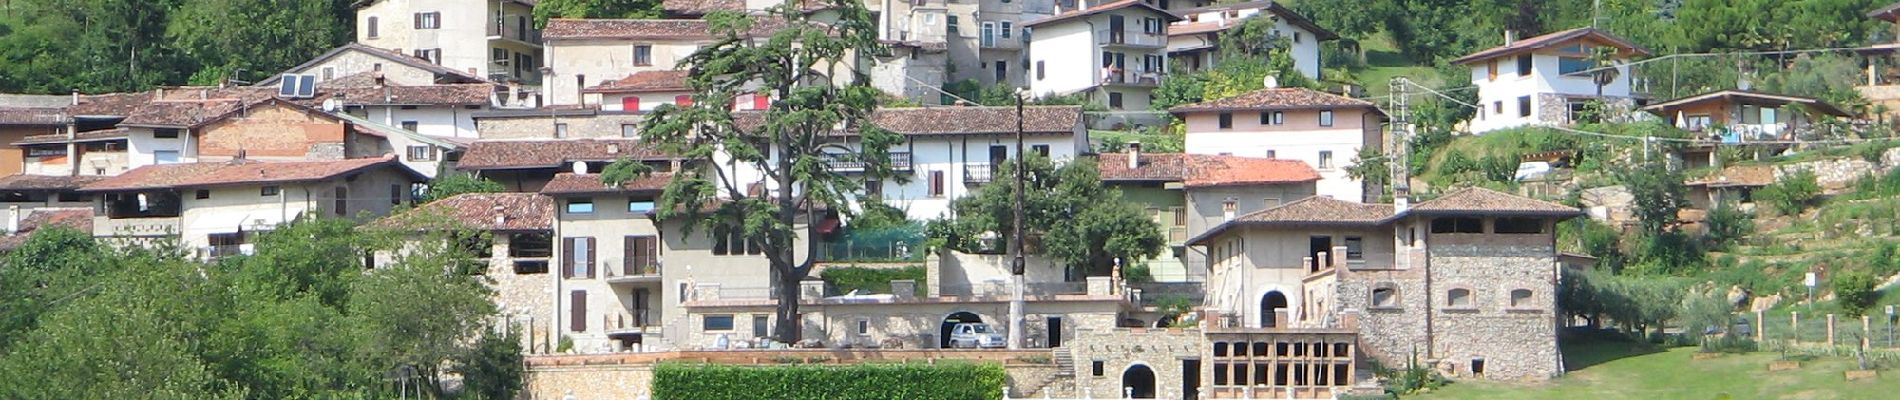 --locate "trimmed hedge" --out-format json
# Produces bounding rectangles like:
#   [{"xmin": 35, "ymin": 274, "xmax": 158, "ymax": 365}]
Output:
[
  {"xmin": 652, "ymin": 362, "xmax": 1005, "ymax": 400},
  {"xmin": 820, "ymin": 266, "xmax": 927, "ymax": 296}
]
